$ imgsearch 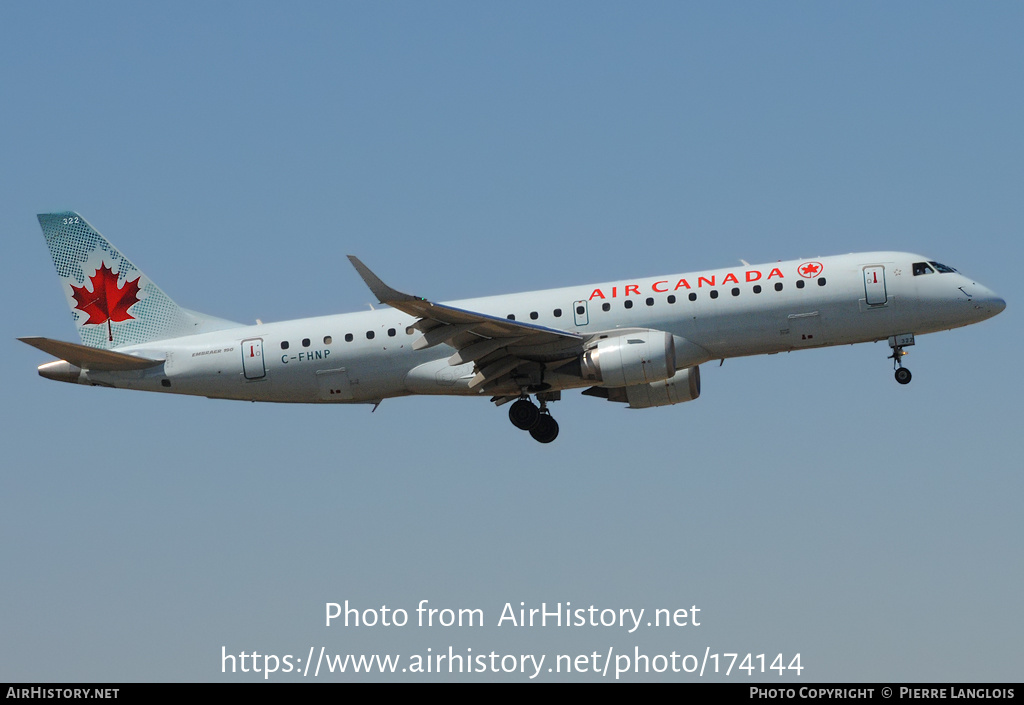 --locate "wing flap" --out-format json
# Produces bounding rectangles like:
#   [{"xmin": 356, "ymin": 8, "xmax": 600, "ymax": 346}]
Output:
[
  {"xmin": 469, "ymin": 357, "xmax": 524, "ymax": 389},
  {"xmin": 448, "ymin": 336, "xmax": 524, "ymax": 366},
  {"xmin": 413, "ymin": 322, "xmax": 479, "ymax": 351}
]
